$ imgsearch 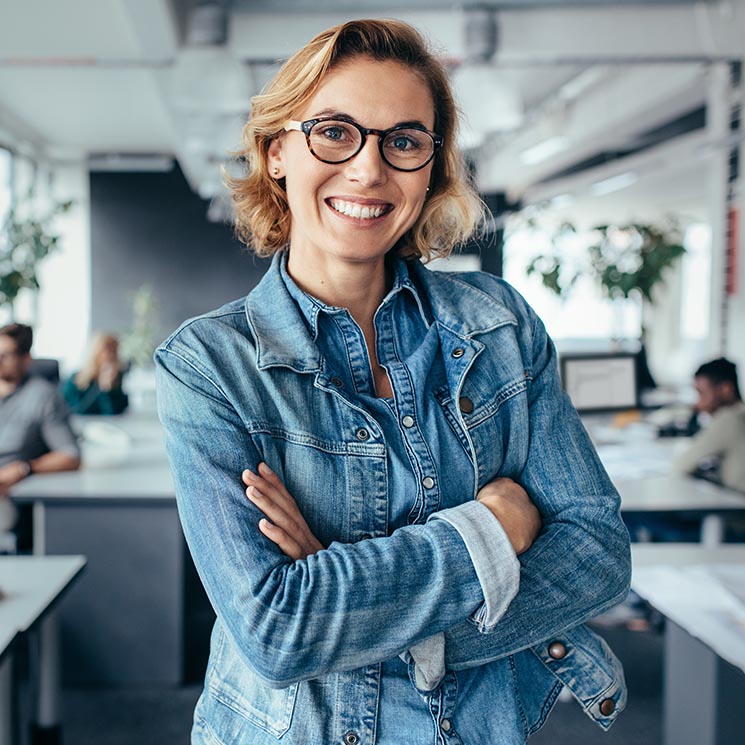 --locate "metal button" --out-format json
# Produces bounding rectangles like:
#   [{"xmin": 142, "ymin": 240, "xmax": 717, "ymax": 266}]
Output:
[
  {"xmin": 343, "ymin": 732, "xmax": 359, "ymax": 745},
  {"xmin": 360, "ymin": 533, "xmax": 372, "ymax": 540},
  {"xmin": 451, "ymin": 348, "xmax": 465, "ymax": 358},
  {"xmin": 355, "ymin": 428, "xmax": 370, "ymax": 441},
  {"xmin": 458, "ymin": 396, "xmax": 474, "ymax": 414},
  {"xmin": 441, "ymin": 718, "xmax": 452, "ymax": 732},
  {"xmin": 402, "ymin": 415, "xmax": 415, "ymax": 428},
  {"xmin": 548, "ymin": 641, "xmax": 567, "ymax": 660},
  {"xmin": 599, "ymin": 698, "xmax": 615, "ymax": 716},
  {"xmin": 422, "ymin": 476, "xmax": 435, "ymax": 489},
  {"xmin": 330, "ymin": 376, "xmax": 344, "ymax": 387}
]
